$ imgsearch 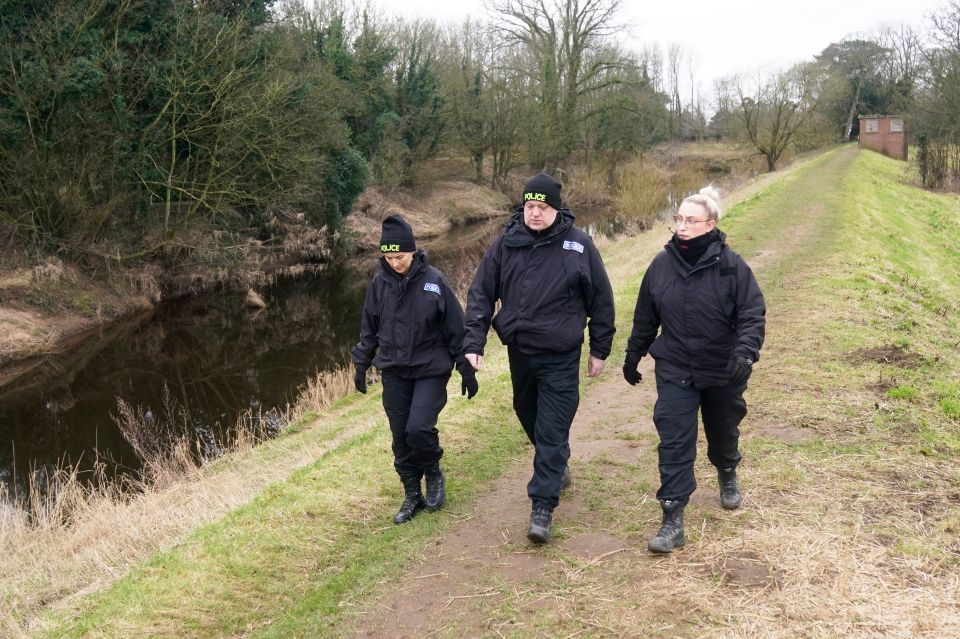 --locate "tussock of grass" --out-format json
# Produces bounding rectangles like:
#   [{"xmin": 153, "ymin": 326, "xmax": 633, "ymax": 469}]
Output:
[
  {"xmin": 564, "ymin": 164, "xmax": 617, "ymax": 209},
  {"xmin": 614, "ymin": 158, "xmax": 671, "ymax": 227}
]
